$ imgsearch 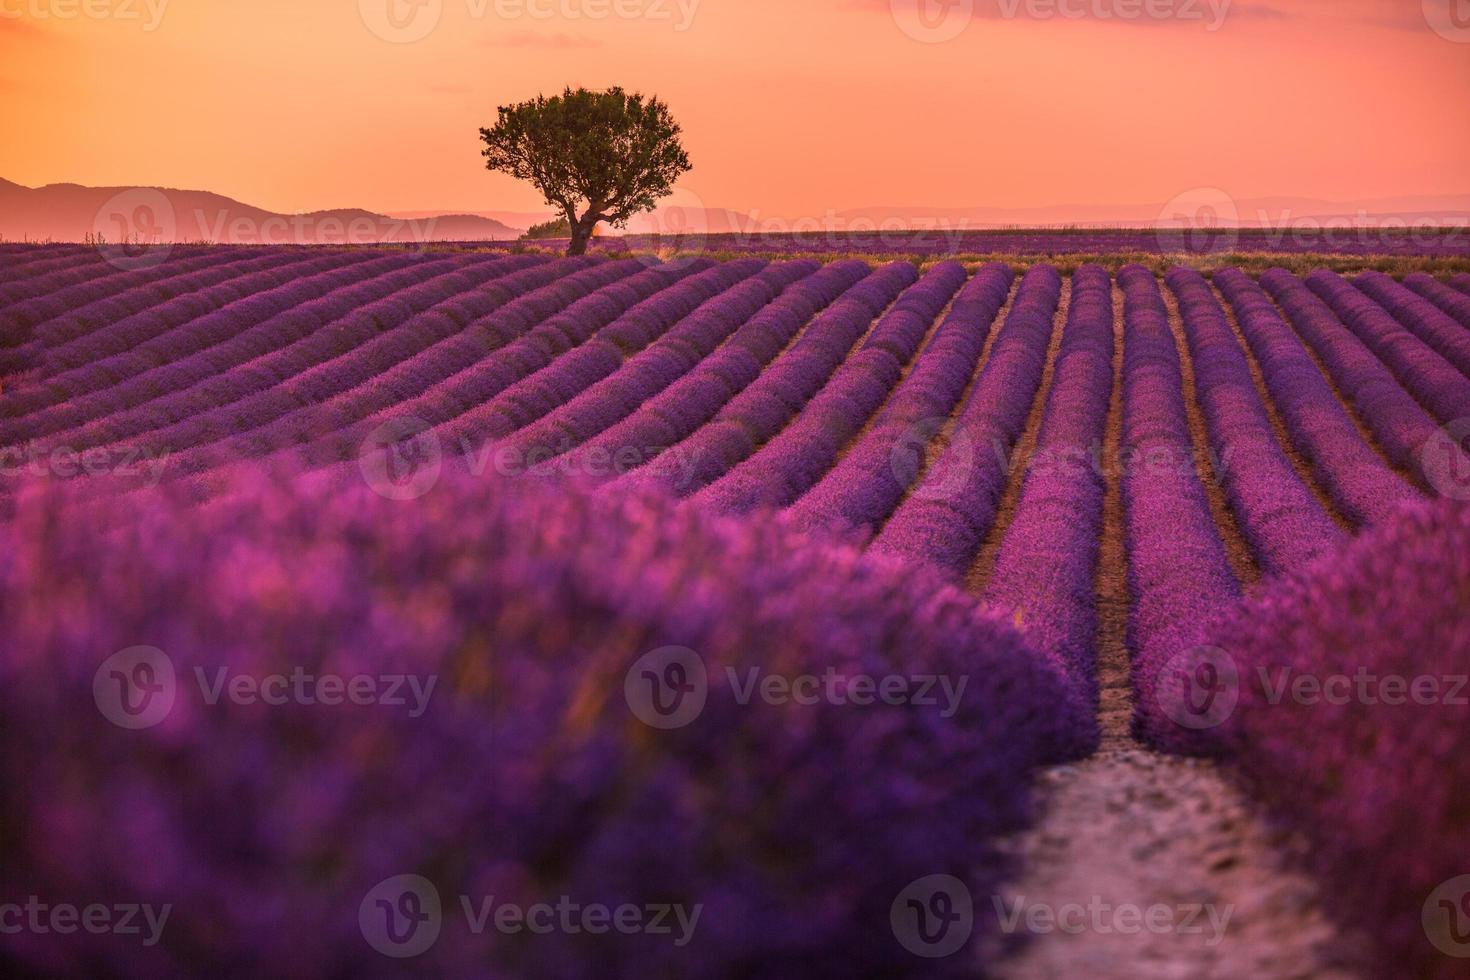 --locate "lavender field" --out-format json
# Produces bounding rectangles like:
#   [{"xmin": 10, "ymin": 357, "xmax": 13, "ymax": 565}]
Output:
[{"xmin": 2, "ymin": 241, "xmax": 1468, "ymax": 977}]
